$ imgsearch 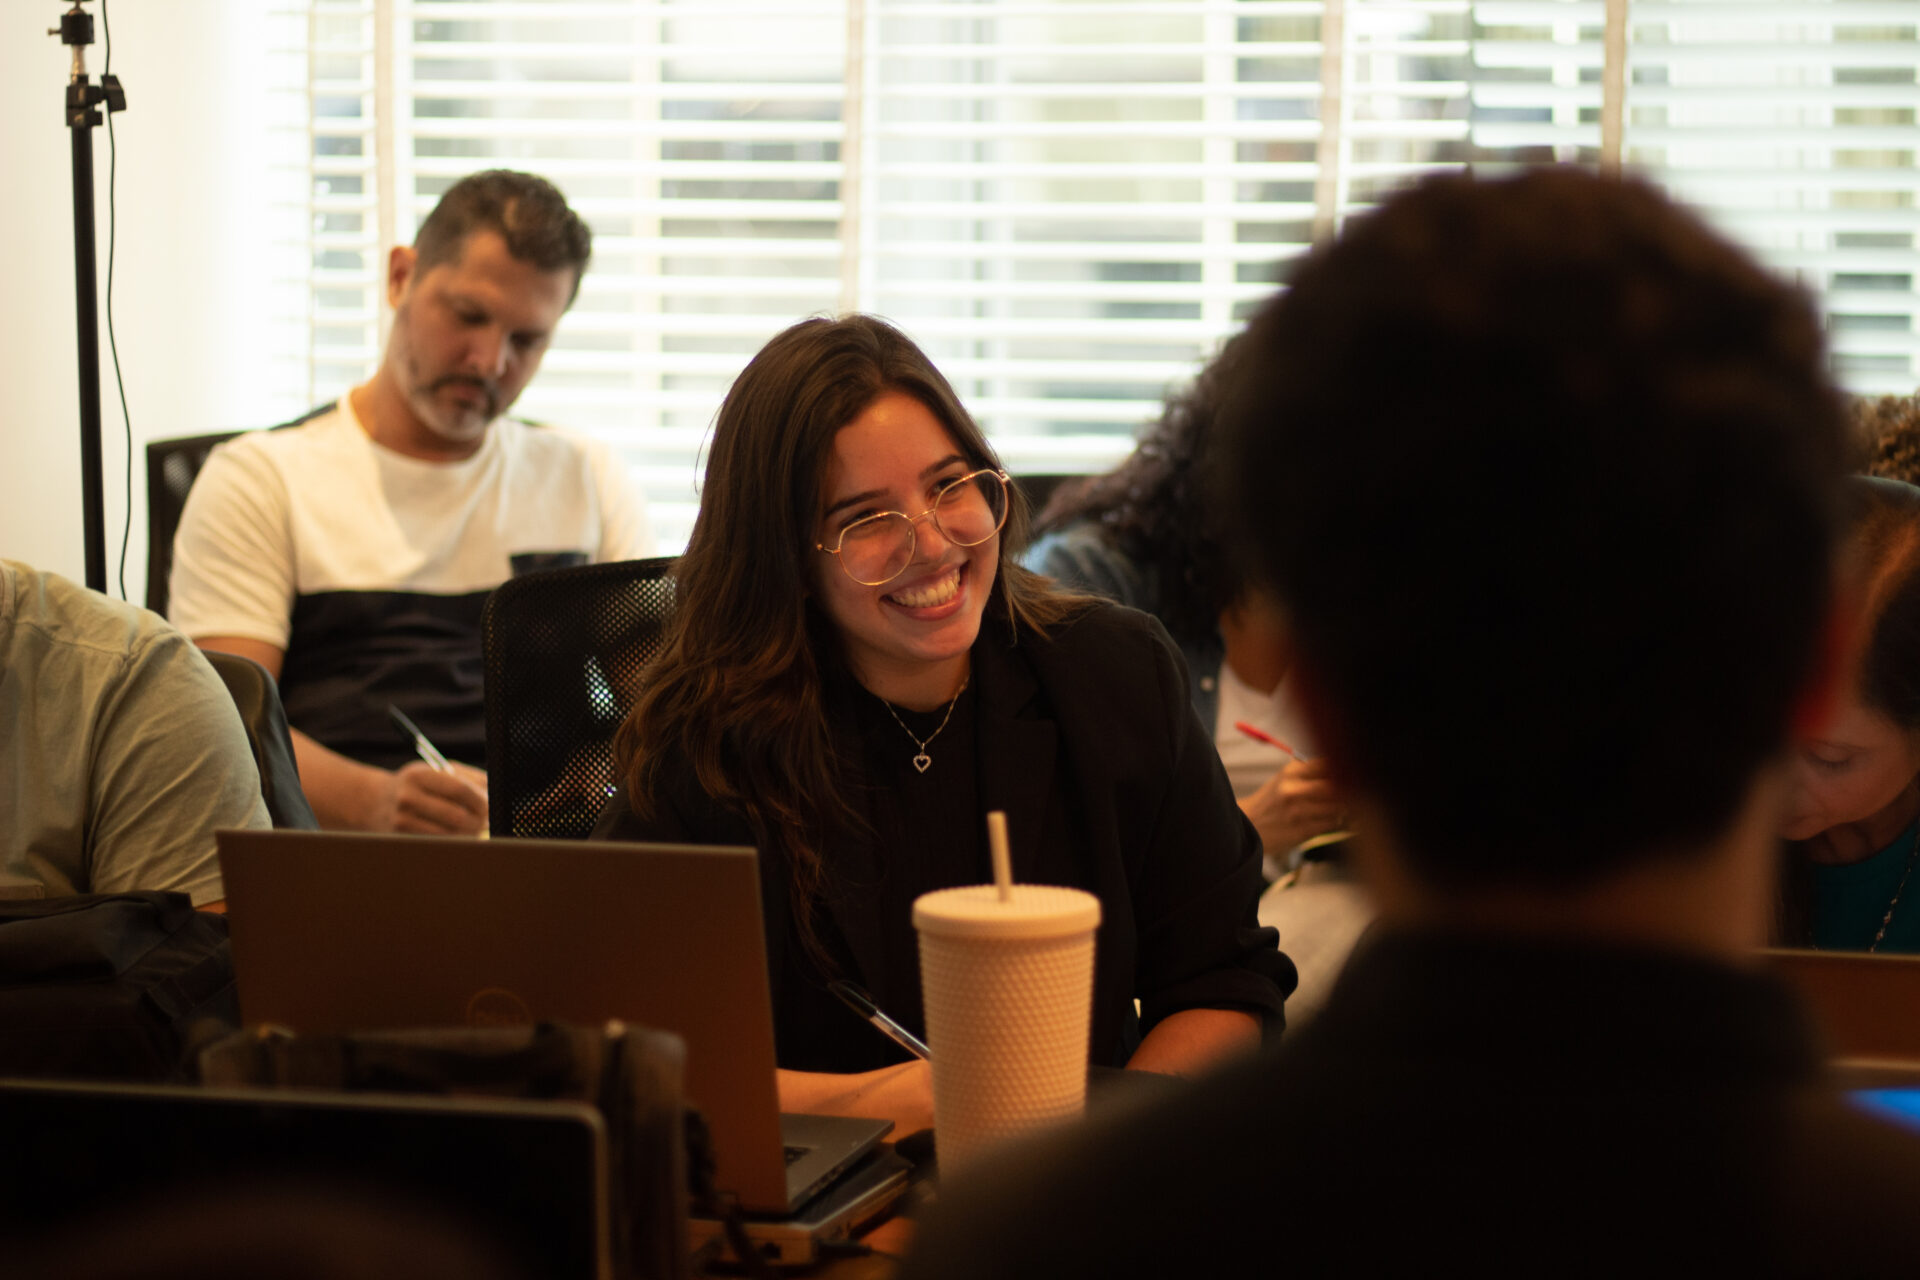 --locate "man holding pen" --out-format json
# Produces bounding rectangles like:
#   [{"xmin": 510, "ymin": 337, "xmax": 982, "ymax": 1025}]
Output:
[{"xmin": 170, "ymin": 171, "xmax": 652, "ymax": 834}]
